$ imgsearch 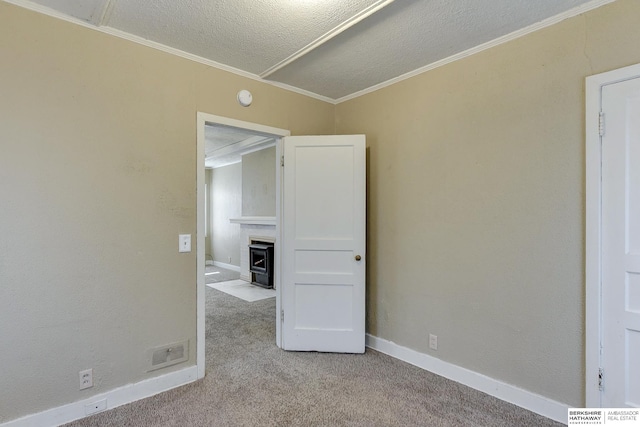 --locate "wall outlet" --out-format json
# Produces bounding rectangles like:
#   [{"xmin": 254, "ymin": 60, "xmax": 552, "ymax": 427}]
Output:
[
  {"xmin": 79, "ymin": 368, "xmax": 93, "ymax": 390},
  {"xmin": 85, "ymin": 399, "xmax": 107, "ymax": 415},
  {"xmin": 429, "ymin": 334, "xmax": 438, "ymax": 351},
  {"xmin": 228, "ymin": 256, "xmax": 231, "ymax": 262}
]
